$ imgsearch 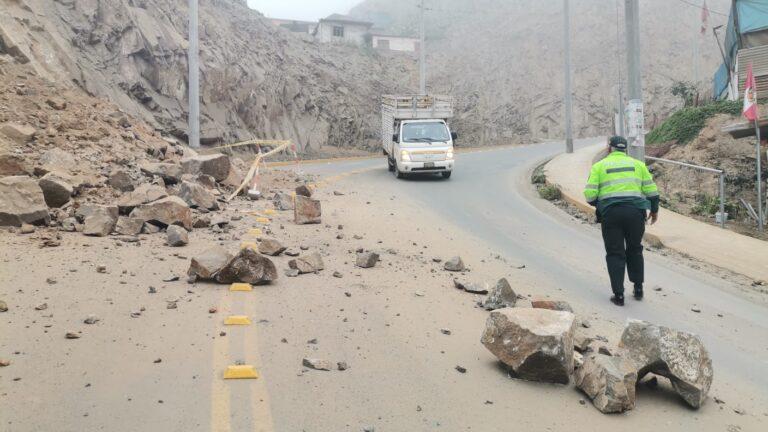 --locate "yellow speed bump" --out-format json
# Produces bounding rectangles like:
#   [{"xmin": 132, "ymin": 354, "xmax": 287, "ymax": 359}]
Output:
[
  {"xmin": 247, "ymin": 228, "xmax": 263, "ymax": 237},
  {"xmin": 254, "ymin": 217, "xmax": 270, "ymax": 224},
  {"xmin": 229, "ymin": 283, "xmax": 252, "ymax": 292},
  {"xmin": 223, "ymin": 365, "xmax": 259, "ymax": 379},
  {"xmin": 262, "ymin": 209, "xmax": 276, "ymax": 216},
  {"xmin": 241, "ymin": 241, "xmax": 258, "ymax": 250},
  {"xmin": 224, "ymin": 315, "xmax": 252, "ymax": 325}
]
